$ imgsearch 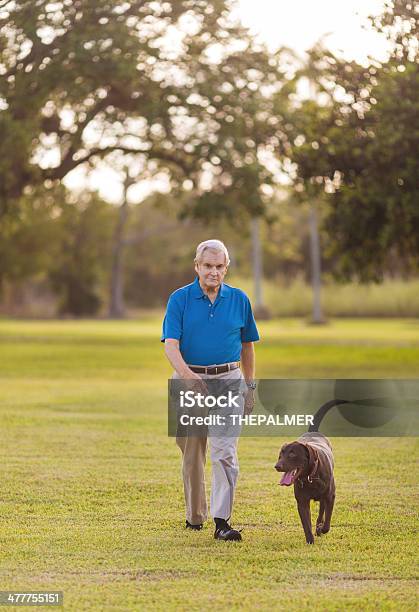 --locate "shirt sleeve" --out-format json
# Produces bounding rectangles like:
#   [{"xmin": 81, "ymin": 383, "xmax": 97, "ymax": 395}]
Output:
[
  {"xmin": 161, "ymin": 292, "xmax": 183, "ymax": 342},
  {"xmin": 241, "ymin": 296, "xmax": 260, "ymax": 343}
]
